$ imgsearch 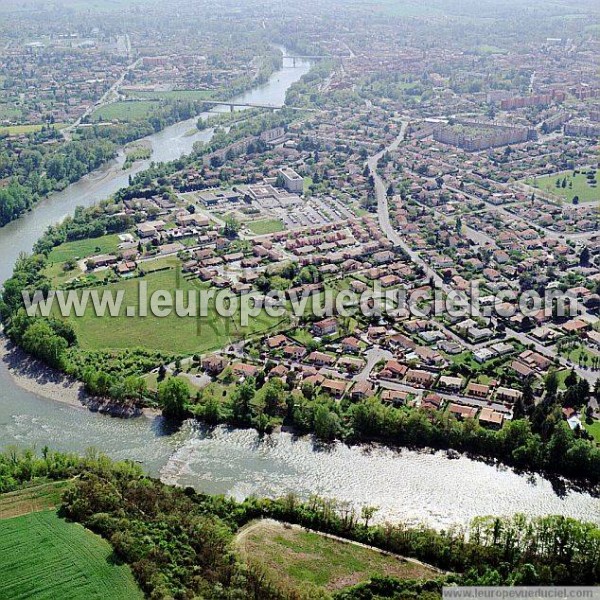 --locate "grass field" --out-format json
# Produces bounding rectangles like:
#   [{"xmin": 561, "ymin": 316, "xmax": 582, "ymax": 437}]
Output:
[
  {"xmin": 0, "ymin": 123, "xmax": 67, "ymax": 136},
  {"xmin": 0, "ymin": 481, "xmax": 70, "ymax": 520},
  {"xmin": 59, "ymin": 267, "xmax": 287, "ymax": 354},
  {"xmin": 0, "ymin": 104, "xmax": 22, "ymax": 121},
  {"xmin": 236, "ymin": 520, "xmax": 439, "ymax": 595},
  {"xmin": 586, "ymin": 420, "xmax": 600, "ymax": 444},
  {"xmin": 92, "ymin": 100, "xmax": 160, "ymax": 122},
  {"xmin": 125, "ymin": 90, "xmax": 212, "ymax": 101},
  {"xmin": 558, "ymin": 343, "xmax": 599, "ymax": 367},
  {"xmin": 303, "ymin": 176, "xmax": 313, "ymax": 193},
  {"xmin": 247, "ymin": 218, "xmax": 285, "ymax": 235},
  {"xmin": 0, "ymin": 510, "xmax": 142, "ymax": 600},
  {"xmin": 143, "ymin": 371, "xmax": 207, "ymax": 394},
  {"xmin": 47, "ymin": 234, "xmax": 122, "ymax": 265},
  {"xmin": 525, "ymin": 169, "xmax": 599, "ymax": 203}
]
